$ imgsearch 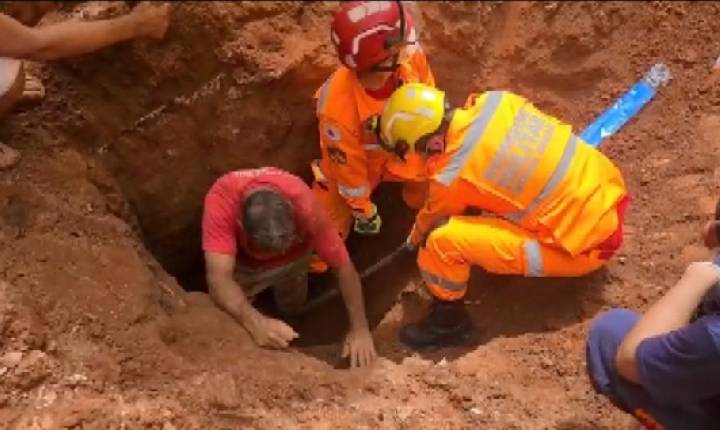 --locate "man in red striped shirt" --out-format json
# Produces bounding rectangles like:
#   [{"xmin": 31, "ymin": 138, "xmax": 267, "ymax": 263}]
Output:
[{"xmin": 202, "ymin": 167, "xmax": 376, "ymax": 368}]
